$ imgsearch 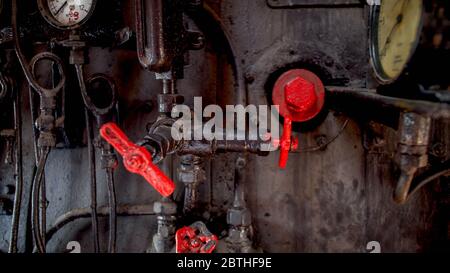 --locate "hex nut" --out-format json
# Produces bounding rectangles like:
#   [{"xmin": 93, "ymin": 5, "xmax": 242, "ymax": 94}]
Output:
[
  {"xmin": 227, "ymin": 207, "xmax": 252, "ymax": 227},
  {"xmin": 153, "ymin": 200, "xmax": 177, "ymax": 215}
]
